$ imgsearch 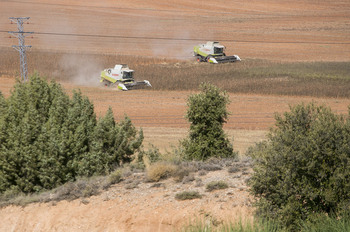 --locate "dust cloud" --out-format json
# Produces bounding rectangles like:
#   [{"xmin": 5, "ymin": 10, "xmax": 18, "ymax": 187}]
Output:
[
  {"xmin": 55, "ymin": 54, "xmax": 103, "ymax": 86},
  {"xmin": 131, "ymin": 17, "xmax": 197, "ymax": 60}
]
